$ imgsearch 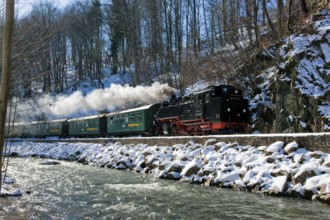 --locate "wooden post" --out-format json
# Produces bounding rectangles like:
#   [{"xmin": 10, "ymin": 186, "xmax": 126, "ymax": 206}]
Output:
[{"xmin": 0, "ymin": 0, "xmax": 15, "ymax": 191}]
